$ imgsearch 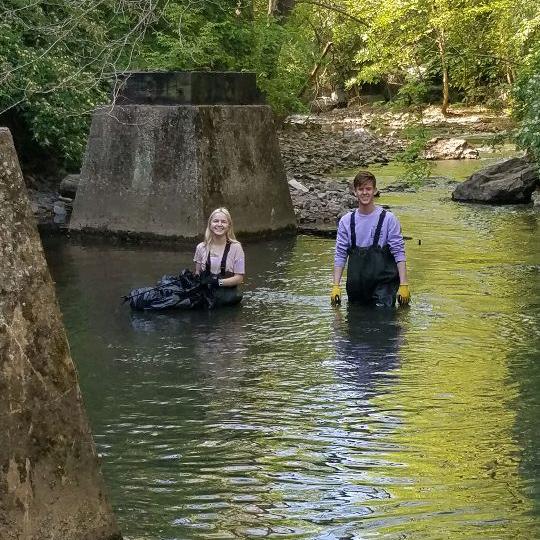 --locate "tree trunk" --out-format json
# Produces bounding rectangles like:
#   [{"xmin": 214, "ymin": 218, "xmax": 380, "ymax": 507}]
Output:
[
  {"xmin": 506, "ymin": 62, "xmax": 514, "ymax": 85},
  {"xmin": 298, "ymin": 41, "xmax": 333, "ymax": 98},
  {"xmin": 268, "ymin": 0, "xmax": 296, "ymax": 18},
  {"xmin": 436, "ymin": 30, "xmax": 450, "ymax": 116}
]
